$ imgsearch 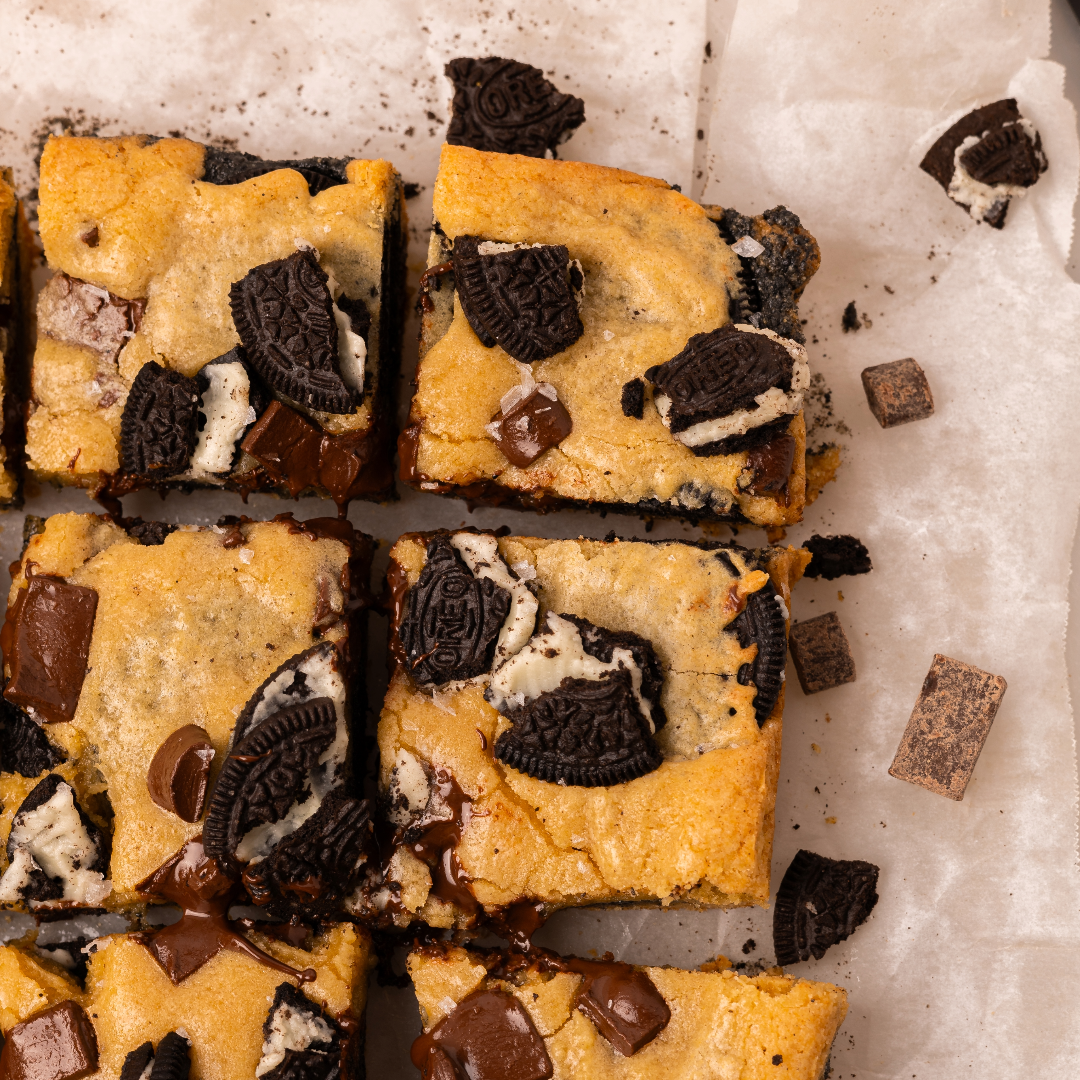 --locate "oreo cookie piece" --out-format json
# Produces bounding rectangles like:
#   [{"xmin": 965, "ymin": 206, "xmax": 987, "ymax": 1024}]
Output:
[
  {"xmin": 202, "ymin": 147, "xmax": 349, "ymax": 197},
  {"xmin": 149, "ymin": 1033, "xmax": 192, "ymax": 1080},
  {"xmin": 730, "ymin": 583, "xmax": 787, "ymax": 726},
  {"xmin": 773, "ymin": 849, "xmax": 879, "ymax": 966},
  {"xmin": 399, "ymin": 534, "xmax": 512, "ymax": 686},
  {"xmin": 803, "ymin": 535, "xmax": 873, "ymax": 580},
  {"xmin": 0, "ymin": 697, "xmax": 65, "ymax": 777},
  {"xmin": 445, "ymin": 56, "xmax": 586, "ymax": 158},
  {"xmin": 229, "ymin": 249, "xmax": 355, "ymax": 414},
  {"xmin": 190, "ymin": 348, "xmax": 266, "ymax": 478},
  {"xmin": 258, "ymin": 982, "xmax": 342, "ymax": 1080},
  {"xmin": 452, "ymin": 235, "xmax": 584, "ymax": 362},
  {"xmin": 125, "ymin": 519, "xmax": 178, "ymax": 547},
  {"xmin": 119, "ymin": 1042, "xmax": 154, "ymax": 1080},
  {"xmin": 119, "ymin": 361, "xmax": 200, "ymax": 476},
  {"xmin": 620, "ymin": 378, "xmax": 645, "ymax": 419}
]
